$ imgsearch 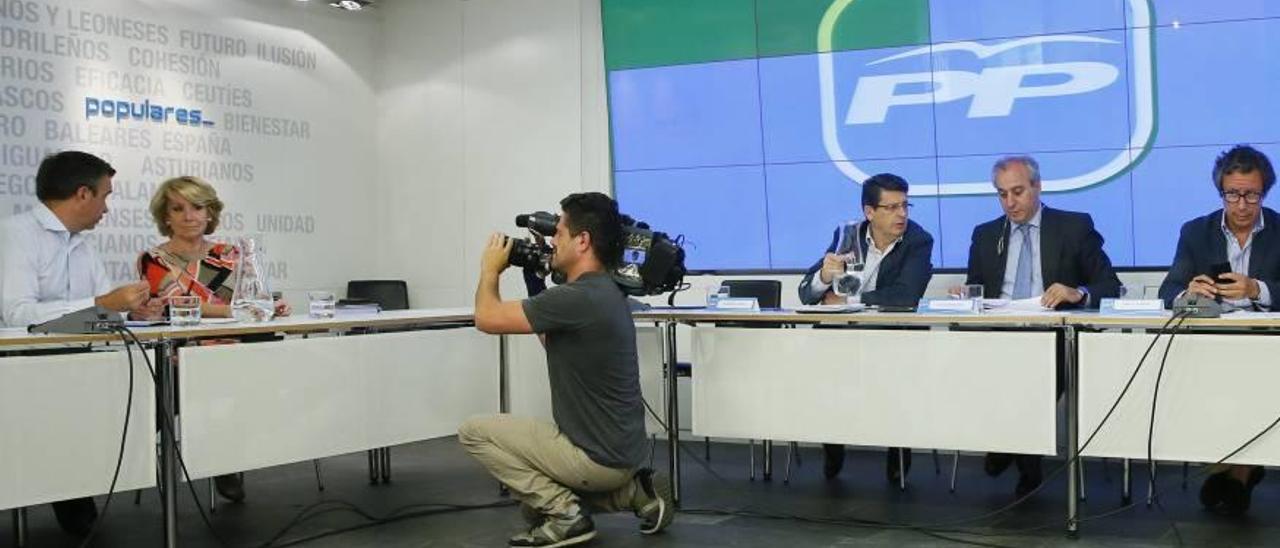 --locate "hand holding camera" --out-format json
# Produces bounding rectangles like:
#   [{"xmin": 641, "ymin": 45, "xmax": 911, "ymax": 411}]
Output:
[
  {"xmin": 481, "ymin": 233, "xmax": 515, "ymax": 276},
  {"xmin": 504, "ymin": 211, "xmax": 558, "ymax": 278}
]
